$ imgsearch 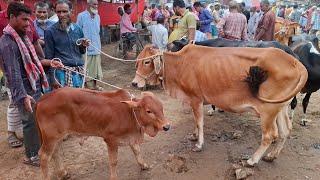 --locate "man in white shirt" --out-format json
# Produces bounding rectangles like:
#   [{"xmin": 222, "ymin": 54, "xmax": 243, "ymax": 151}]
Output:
[{"xmin": 147, "ymin": 15, "xmax": 168, "ymax": 51}]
